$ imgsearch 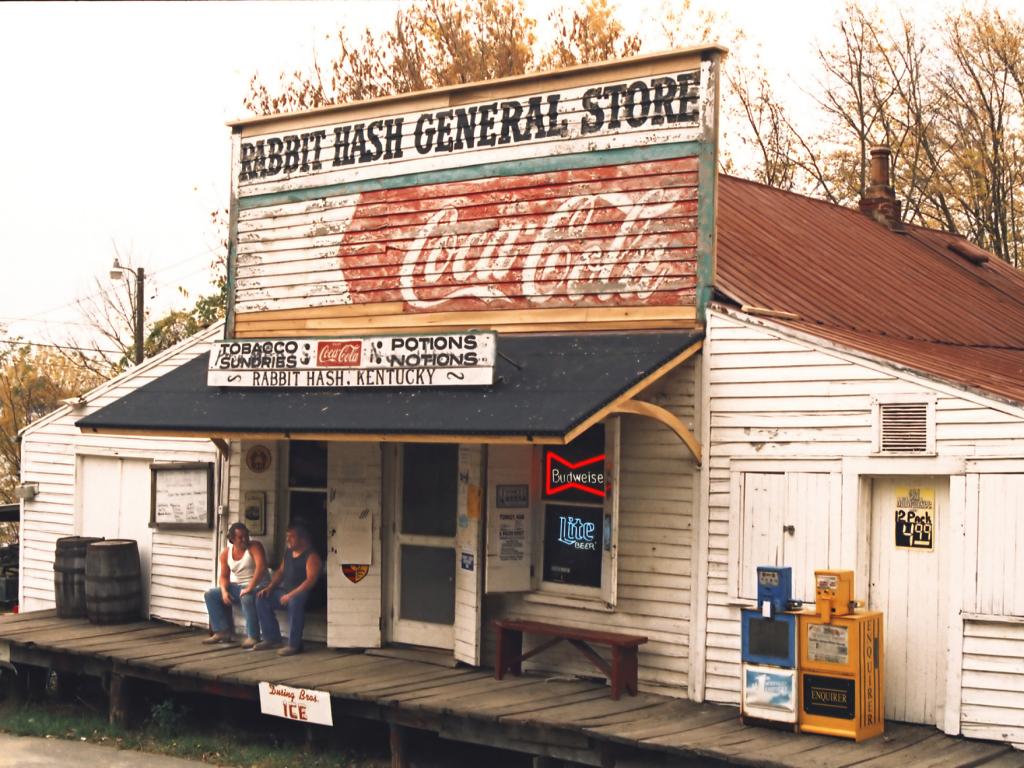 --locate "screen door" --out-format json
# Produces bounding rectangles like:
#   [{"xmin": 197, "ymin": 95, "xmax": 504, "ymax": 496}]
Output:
[{"xmin": 389, "ymin": 444, "xmax": 457, "ymax": 649}]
